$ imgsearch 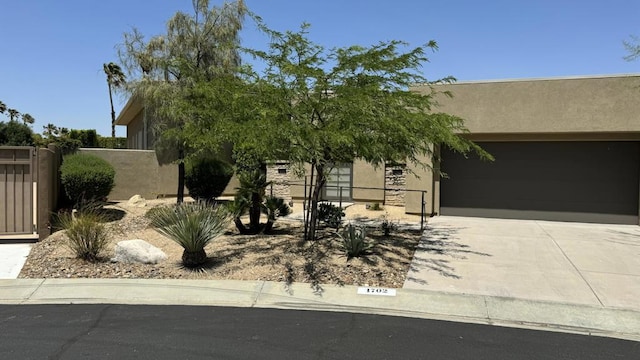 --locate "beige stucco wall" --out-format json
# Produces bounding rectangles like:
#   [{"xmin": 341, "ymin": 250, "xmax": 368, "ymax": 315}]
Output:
[
  {"xmin": 352, "ymin": 160, "xmax": 384, "ymax": 202},
  {"xmin": 405, "ymin": 154, "xmax": 436, "ymax": 215},
  {"xmin": 412, "ymin": 75, "xmax": 640, "ymax": 134},
  {"xmin": 79, "ymin": 149, "xmax": 183, "ymax": 200},
  {"xmin": 80, "ymin": 148, "xmax": 238, "ymax": 201}
]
